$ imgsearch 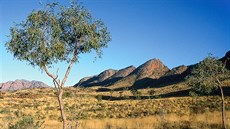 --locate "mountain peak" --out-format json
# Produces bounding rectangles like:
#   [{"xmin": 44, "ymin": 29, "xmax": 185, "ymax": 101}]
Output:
[
  {"xmin": 133, "ymin": 58, "xmax": 169, "ymax": 80},
  {"xmin": 97, "ymin": 69, "xmax": 118, "ymax": 82},
  {"xmin": 107, "ymin": 59, "xmax": 169, "ymax": 89}
]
